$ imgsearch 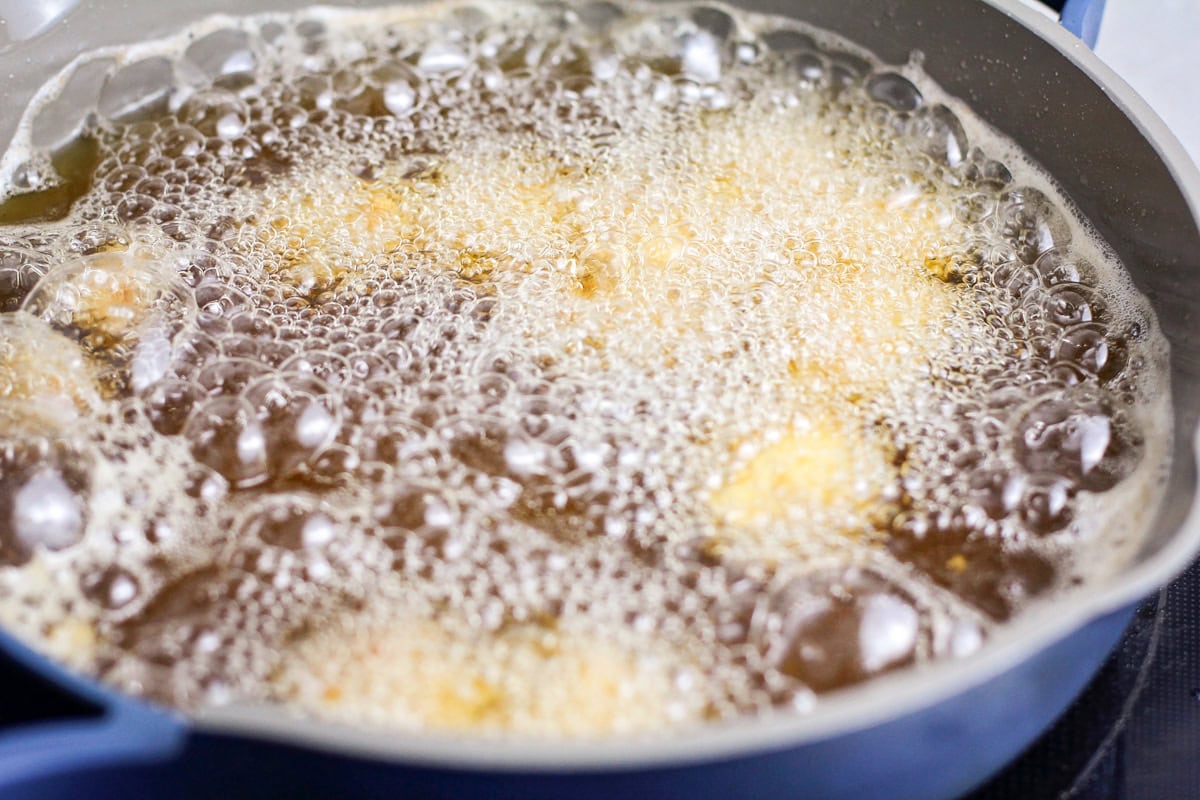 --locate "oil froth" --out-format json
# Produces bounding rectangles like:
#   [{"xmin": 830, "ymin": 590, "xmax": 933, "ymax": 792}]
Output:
[{"xmin": 0, "ymin": 0, "xmax": 1170, "ymax": 736}]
